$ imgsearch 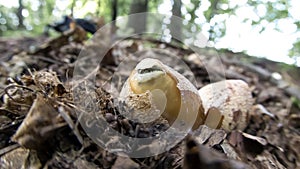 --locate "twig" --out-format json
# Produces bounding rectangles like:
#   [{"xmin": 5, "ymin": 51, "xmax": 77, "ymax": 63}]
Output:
[{"xmin": 0, "ymin": 144, "xmax": 20, "ymax": 156}]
